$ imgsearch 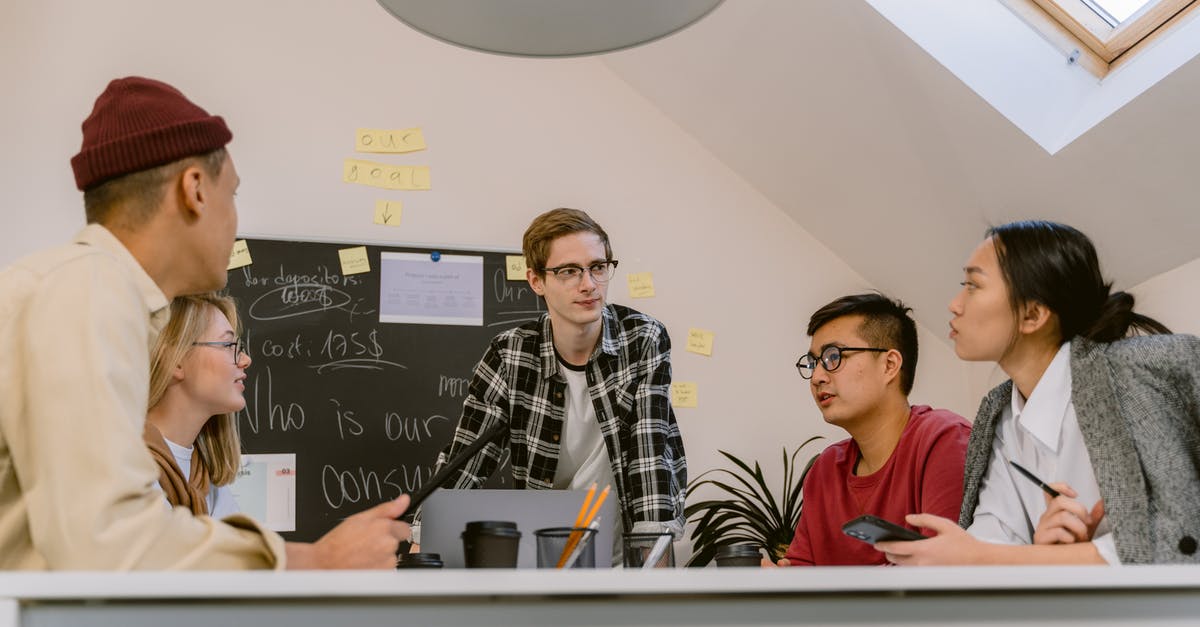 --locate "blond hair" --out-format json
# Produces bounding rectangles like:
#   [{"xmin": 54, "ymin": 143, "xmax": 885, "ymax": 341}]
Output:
[
  {"xmin": 148, "ymin": 292, "xmax": 243, "ymax": 486},
  {"xmin": 521, "ymin": 208, "xmax": 613, "ymax": 274}
]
